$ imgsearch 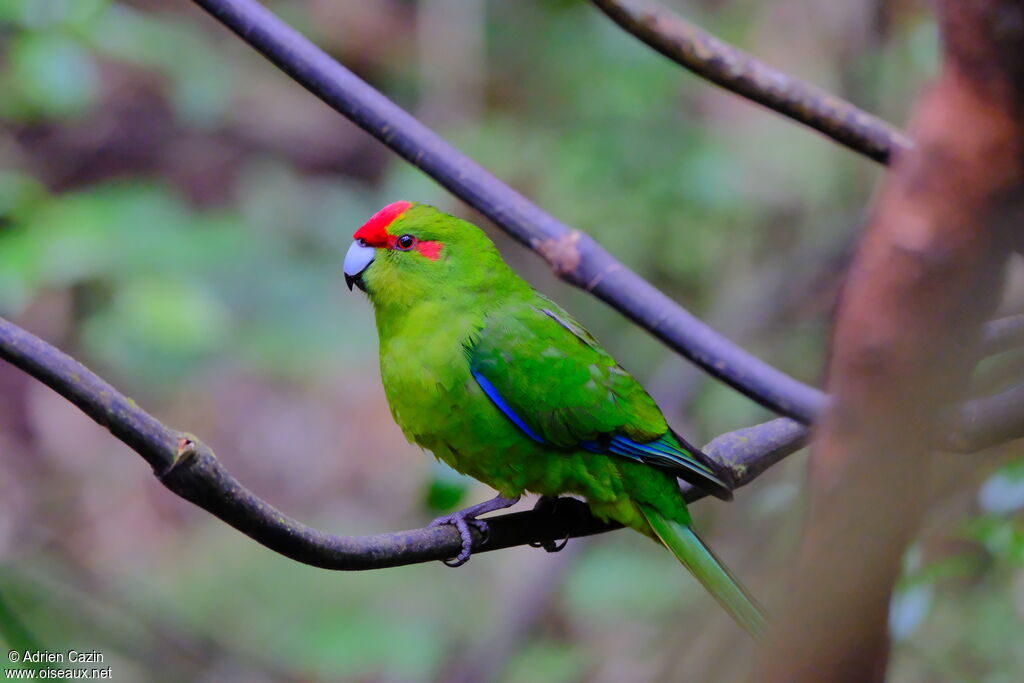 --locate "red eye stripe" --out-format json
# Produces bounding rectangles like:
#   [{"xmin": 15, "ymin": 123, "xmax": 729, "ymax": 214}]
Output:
[
  {"xmin": 416, "ymin": 240, "xmax": 443, "ymax": 261},
  {"xmin": 353, "ymin": 200, "xmax": 413, "ymax": 247}
]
